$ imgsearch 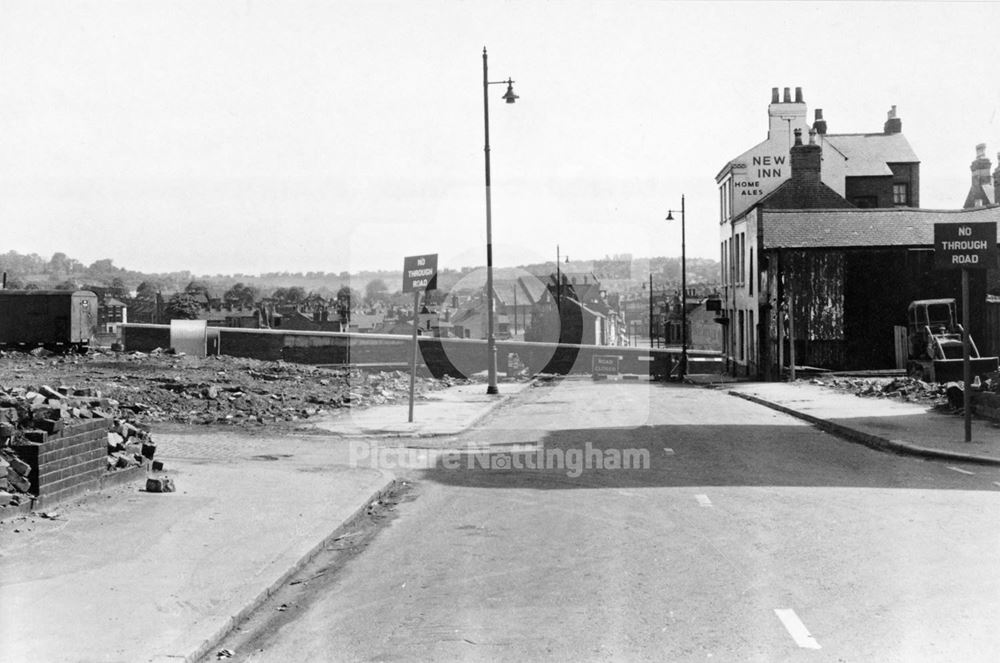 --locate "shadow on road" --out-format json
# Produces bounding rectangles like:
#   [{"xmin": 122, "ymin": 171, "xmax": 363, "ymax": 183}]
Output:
[{"xmin": 418, "ymin": 423, "xmax": 999, "ymax": 491}]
